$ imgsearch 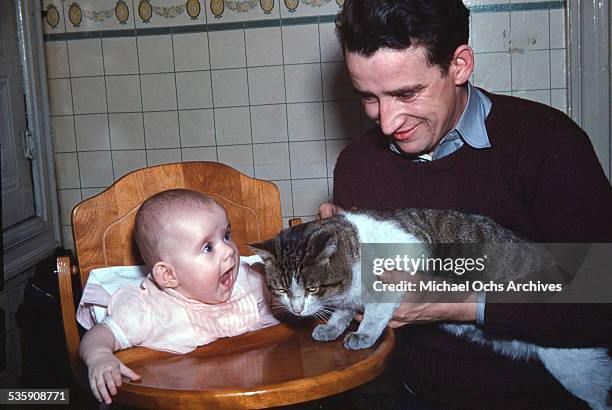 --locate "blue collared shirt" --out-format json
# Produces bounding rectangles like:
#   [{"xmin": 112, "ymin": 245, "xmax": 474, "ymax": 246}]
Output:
[
  {"xmin": 390, "ymin": 82, "xmax": 492, "ymax": 162},
  {"xmin": 389, "ymin": 83, "xmax": 491, "ymax": 326}
]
